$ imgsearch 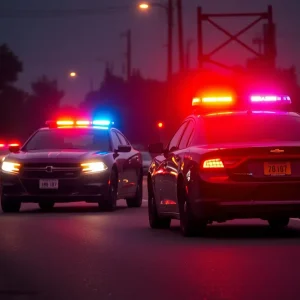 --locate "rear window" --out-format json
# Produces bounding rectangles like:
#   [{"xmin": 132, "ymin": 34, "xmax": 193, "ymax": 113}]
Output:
[
  {"xmin": 24, "ymin": 128, "xmax": 110, "ymax": 151},
  {"xmin": 197, "ymin": 114, "xmax": 300, "ymax": 144}
]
